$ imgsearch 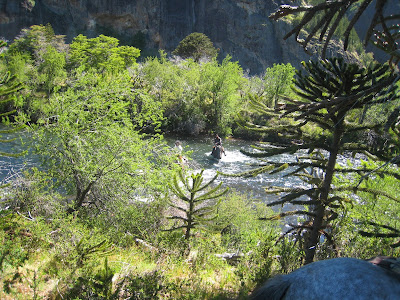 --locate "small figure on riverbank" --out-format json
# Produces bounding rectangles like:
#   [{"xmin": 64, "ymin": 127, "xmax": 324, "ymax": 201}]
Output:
[
  {"xmin": 174, "ymin": 140, "xmax": 187, "ymax": 167},
  {"xmin": 174, "ymin": 140, "xmax": 183, "ymax": 153}
]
